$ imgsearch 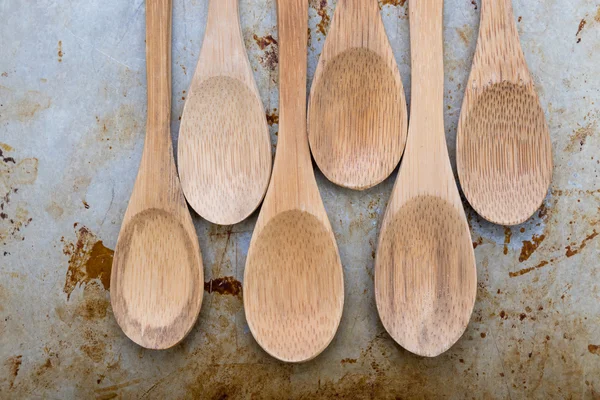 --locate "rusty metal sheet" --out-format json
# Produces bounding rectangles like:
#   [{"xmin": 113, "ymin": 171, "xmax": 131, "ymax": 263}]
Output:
[{"xmin": 1, "ymin": 0, "xmax": 599, "ymax": 398}]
